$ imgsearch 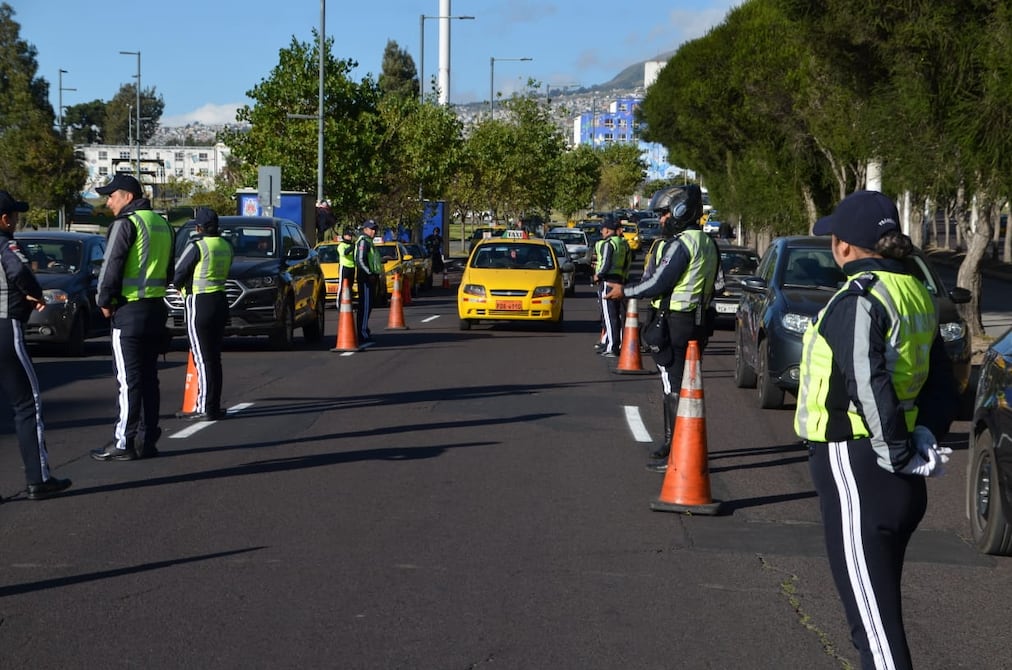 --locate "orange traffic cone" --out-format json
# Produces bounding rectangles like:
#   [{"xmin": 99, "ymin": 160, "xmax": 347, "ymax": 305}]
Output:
[
  {"xmin": 386, "ymin": 272, "xmax": 408, "ymax": 330},
  {"xmin": 614, "ymin": 298, "xmax": 650, "ymax": 375},
  {"xmin": 441, "ymin": 269, "xmax": 450, "ymax": 289},
  {"xmin": 402, "ymin": 272, "xmax": 413, "ymax": 306},
  {"xmin": 650, "ymin": 340, "xmax": 722, "ymax": 515},
  {"xmin": 179, "ymin": 350, "xmax": 198, "ymax": 415},
  {"xmin": 331, "ymin": 277, "xmax": 360, "ymax": 352}
]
